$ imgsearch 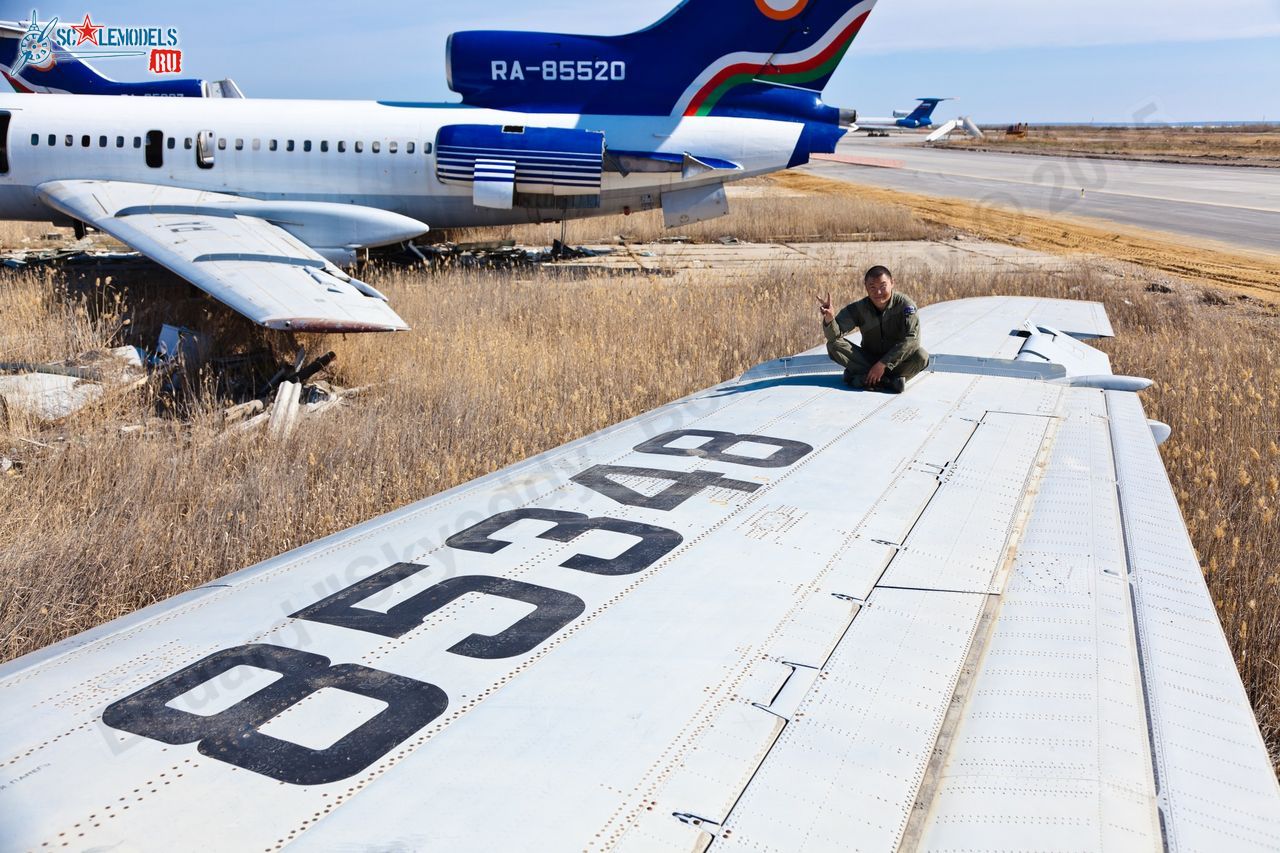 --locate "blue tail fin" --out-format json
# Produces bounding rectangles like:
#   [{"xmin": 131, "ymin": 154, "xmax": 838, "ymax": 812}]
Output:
[
  {"xmin": 900, "ymin": 97, "xmax": 950, "ymax": 127},
  {"xmin": 447, "ymin": 0, "xmax": 879, "ymax": 116}
]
